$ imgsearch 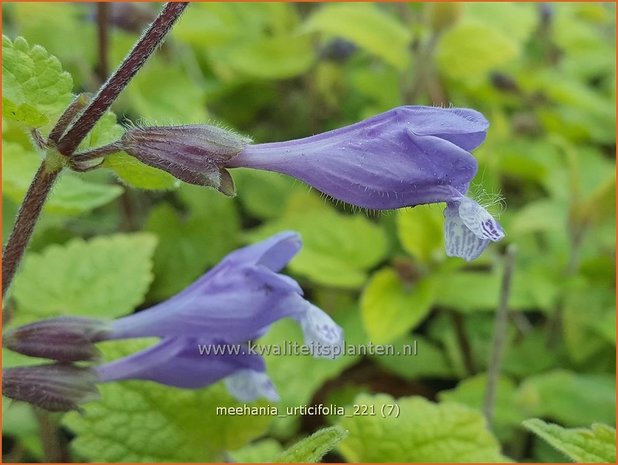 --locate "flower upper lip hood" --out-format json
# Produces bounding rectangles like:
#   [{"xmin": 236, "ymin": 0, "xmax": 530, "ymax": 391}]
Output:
[
  {"xmin": 109, "ymin": 231, "xmax": 306, "ymax": 342},
  {"xmin": 228, "ymin": 105, "xmax": 488, "ymax": 210},
  {"xmin": 214, "ymin": 229, "xmax": 302, "ymax": 273}
]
